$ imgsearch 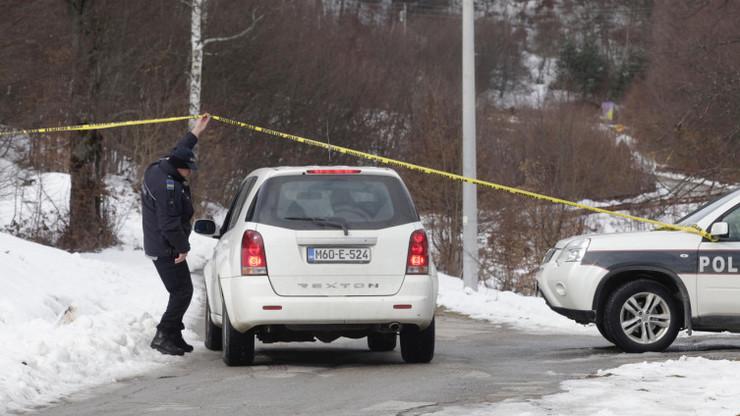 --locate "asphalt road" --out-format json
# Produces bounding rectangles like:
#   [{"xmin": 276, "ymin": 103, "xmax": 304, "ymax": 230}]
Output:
[{"xmin": 31, "ymin": 274, "xmax": 740, "ymax": 416}]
